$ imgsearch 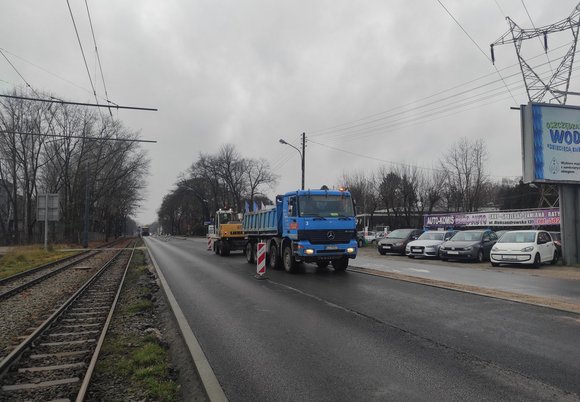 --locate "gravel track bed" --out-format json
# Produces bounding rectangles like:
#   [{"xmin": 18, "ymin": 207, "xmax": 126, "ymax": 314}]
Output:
[{"xmin": 0, "ymin": 250, "xmax": 120, "ymax": 361}]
